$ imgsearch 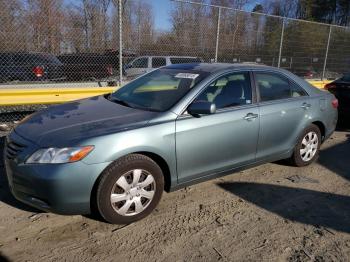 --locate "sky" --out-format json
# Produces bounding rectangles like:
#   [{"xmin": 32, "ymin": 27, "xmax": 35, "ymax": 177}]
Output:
[
  {"xmin": 152, "ymin": 0, "xmax": 173, "ymax": 31},
  {"xmin": 151, "ymin": 0, "xmax": 262, "ymax": 31},
  {"xmin": 64, "ymin": 0, "xmax": 262, "ymax": 31}
]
